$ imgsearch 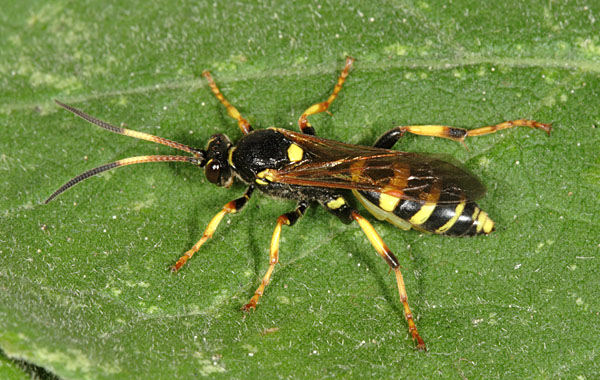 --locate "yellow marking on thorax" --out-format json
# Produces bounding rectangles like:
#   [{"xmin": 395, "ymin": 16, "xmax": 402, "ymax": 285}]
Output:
[
  {"xmin": 327, "ymin": 197, "xmax": 346, "ymax": 209},
  {"xmin": 257, "ymin": 169, "xmax": 274, "ymax": 180},
  {"xmin": 287, "ymin": 143, "xmax": 304, "ymax": 162},
  {"xmin": 255, "ymin": 169, "xmax": 274, "ymax": 185},
  {"xmin": 435, "ymin": 200, "xmax": 466, "ymax": 233}
]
